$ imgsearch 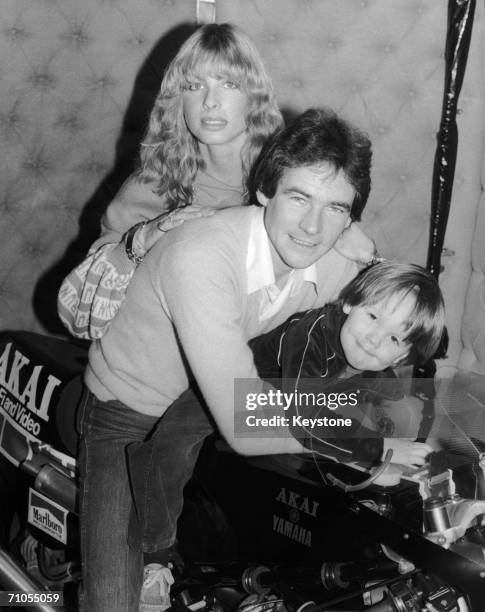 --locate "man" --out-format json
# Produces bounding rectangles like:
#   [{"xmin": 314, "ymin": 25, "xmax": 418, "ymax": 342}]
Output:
[{"xmin": 78, "ymin": 108, "xmax": 374, "ymax": 611}]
